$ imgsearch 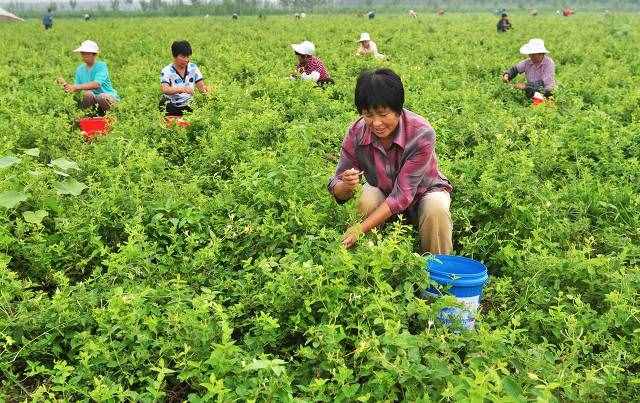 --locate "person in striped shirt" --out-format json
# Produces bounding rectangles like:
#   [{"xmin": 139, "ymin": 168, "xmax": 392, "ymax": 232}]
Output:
[
  {"xmin": 159, "ymin": 40, "xmax": 209, "ymax": 116},
  {"xmin": 328, "ymin": 68, "xmax": 453, "ymax": 253}
]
